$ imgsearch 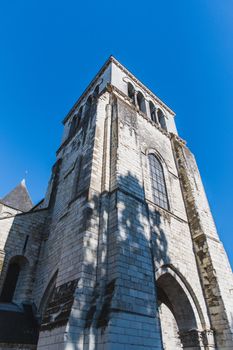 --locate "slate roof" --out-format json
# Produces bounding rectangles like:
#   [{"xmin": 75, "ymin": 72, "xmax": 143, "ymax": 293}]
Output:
[{"xmin": 0, "ymin": 179, "xmax": 33, "ymax": 212}]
